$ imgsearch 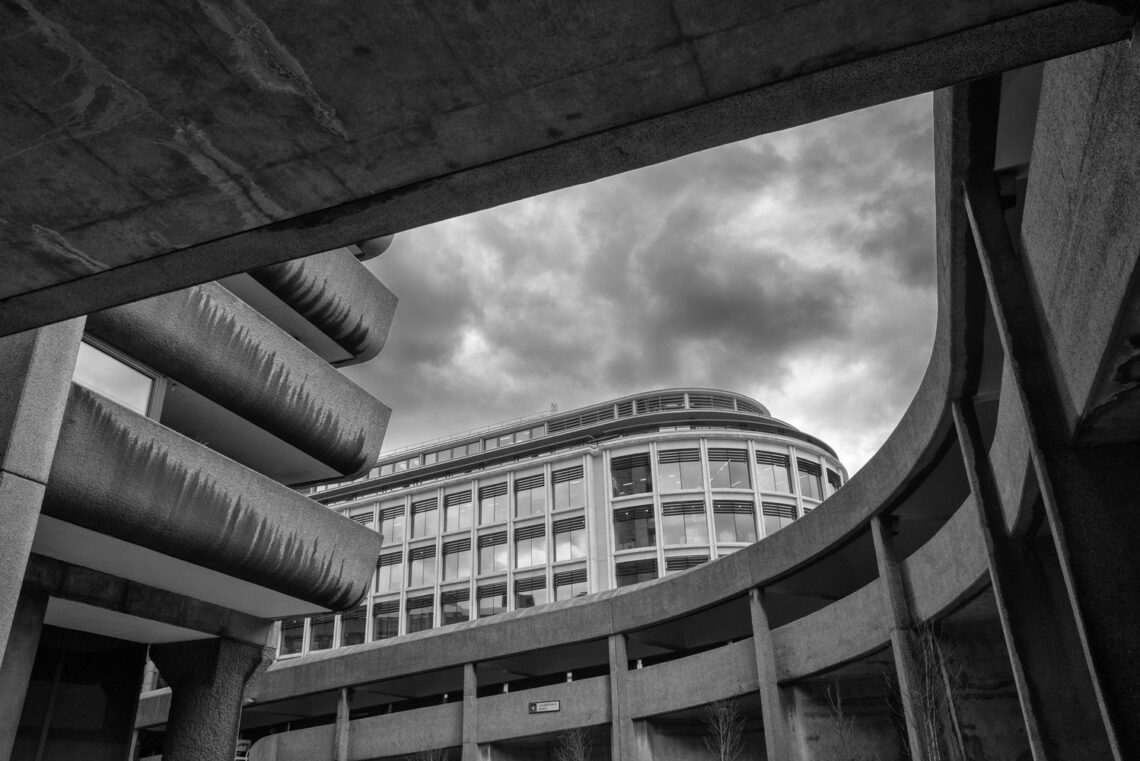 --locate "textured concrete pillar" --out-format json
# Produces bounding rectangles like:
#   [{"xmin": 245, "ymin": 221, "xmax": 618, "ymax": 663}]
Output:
[
  {"xmin": 964, "ymin": 165, "xmax": 1128, "ymax": 758},
  {"xmin": 0, "ymin": 585, "xmax": 48, "ymax": 760},
  {"xmin": 151, "ymin": 637, "xmax": 272, "ymax": 761},
  {"xmin": 0, "ymin": 319, "xmax": 84, "ymax": 658},
  {"xmin": 334, "ymin": 687, "xmax": 350, "ymax": 761},
  {"xmin": 748, "ymin": 588, "xmax": 794, "ymax": 761},
  {"xmin": 462, "ymin": 663, "xmax": 479, "ymax": 761},
  {"xmin": 608, "ymin": 633, "xmax": 635, "ymax": 761},
  {"xmin": 870, "ymin": 515, "xmax": 938, "ymax": 761}
]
